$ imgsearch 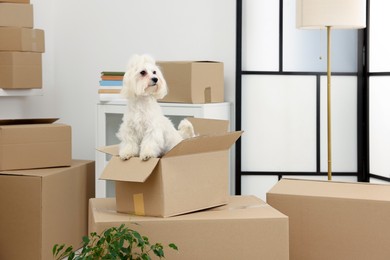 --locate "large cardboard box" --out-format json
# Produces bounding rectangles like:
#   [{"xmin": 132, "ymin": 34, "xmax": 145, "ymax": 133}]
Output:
[
  {"xmin": 89, "ymin": 196, "xmax": 289, "ymax": 260},
  {"xmin": 0, "ymin": 118, "xmax": 71, "ymax": 170},
  {"xmin": 0, "ymin": 51, "xmax": 42, "ymax": 89},
  {"xmin": 0, "ymin": 27, "xmax": 45, "ymax": 52},
  {"xmin": 157, "ymin": 61, "xmax": 224, "ymax": 103},
  {"xmin": 267, "ymin": 178, "xmax": 390, "ymax": 260},
  {"xmin": 0, "ymin": 160, "xmax": 95, "ymax": 260},
  {"xmin": 98, "ymin": 118, "xmax": 242, "ymax": 217},
  {"xmin": 0, "ymin": 3, "xmax": 33, "ymax": 28}
]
